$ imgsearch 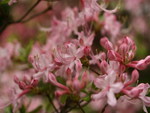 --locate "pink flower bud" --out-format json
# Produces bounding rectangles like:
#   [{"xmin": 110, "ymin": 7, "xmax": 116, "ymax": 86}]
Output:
[
  {"xmin": 100, "ymin": 52, "xmax": 106, "ymax": 60},
  {"xmin": 66, "ymin": 68, "xmax": 71, "ymax": 78},
  {"xmin": 119, "ymin": 43, "xmax": 128, "ymax": 57},
  {"xmin": 80, "ymin": 72, "xmax": 88, "ymax": 89},
  {"xmin": 124, "ymin": 70, "xmax": 139, "ymax": 87},
  {"xmin": 119, "ymin": 64, "xmax": 126, "ymax": 73},
  {"xmin": 55, "ymin": 90, "xmax": 69, "ymax": 98},
  {"xmin": 135, "ymin": 59, "xmax": 148, "ymax": 70},
  {"xmin": 49, "ymin": 73, "xmax": 69, "ymax": 91},
  {"xmin": 100, "ymin": 60, "xmax": 108, "ymax": 74},
  {"xmin": 145, "ymin": 56, "xmax": 150, "ymax": 65},
  {"xmin": 75, "ymin": 59, "xmax": 82, "ymax": 72},
  {"xmin": 18, "ymin": 81, "xmax": 26, "ymax": 90},
  {"xmin": 54, "ymin": 58, "xmax": 63, "ymax": 66},
  {"xmin": 31, "ymin": 79, "xmax": 39, "ymax": 87},
  {"xmin": 84, "ymin": 46, "xmax": 90, "ymax": 55},
  {"xmin": 28, "ymin": 56, "xmax": 34, "ymax": 63},
  {"xmin": 14, "ymin": 76, "xmax": 19, "ymax": 84},
  {"xmin": 123, "ymin": 37, "xmax": 134, "ymax": 46},
  {"xmin": 100, "ymin": 37, "xmax": 113, "ymax": 50},
  {"xmin": 79, "ymin": 38, "xmax": 84, "ymax": 45},
  {"xmin": 107, "ymin": 50, "xmax": 117, "ymax": 60},
  {"xmin": 73, "ymin": 78, "xmax": 80, "ymax": 91}
]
